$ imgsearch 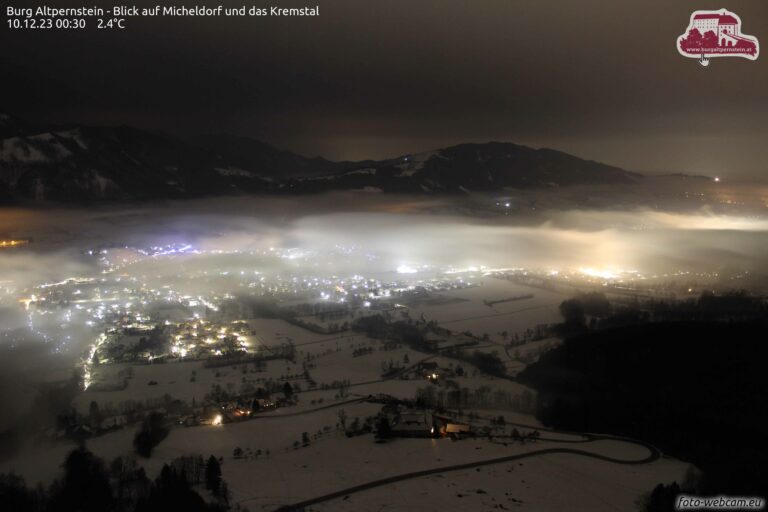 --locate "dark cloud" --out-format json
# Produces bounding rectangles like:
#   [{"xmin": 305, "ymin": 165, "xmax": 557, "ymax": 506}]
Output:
[{"xmin": 1, "ymin": 0, "xmax": 767, "ymax": 178}]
